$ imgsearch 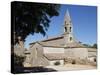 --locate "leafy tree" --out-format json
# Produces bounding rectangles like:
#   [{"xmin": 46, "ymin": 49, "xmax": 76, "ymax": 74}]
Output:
[
  {"xmin": 11, "ymin": 2, "xmax": 60, "ymax": 73},
  {"xmin": 83, "ymin": 43, "xmax": 97, "ymax": 48},
  {"xmin": 11, "ymin": 1, "xmax": 60, "ymax": 45},
  {"xmin": 92, "ymin": 43, "xmax": 97, "ymax": 48},
  {"xmin": 83, "ymin": 44, "xmax": 91, "ymax": 48}
]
